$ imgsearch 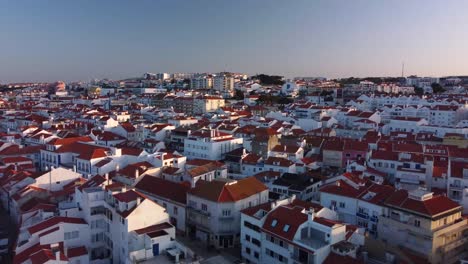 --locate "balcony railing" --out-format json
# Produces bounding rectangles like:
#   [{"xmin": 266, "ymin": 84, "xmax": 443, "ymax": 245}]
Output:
[
  {"xmin": 439, "ymin": 236, "xmax": 468, "ymax": 253},
  {"xmin": 187, "ymin": 206, "xmax": 211, "ymax": 217},
  {"xmin": 449, "ymin": 184, "xmax": 464, "ymax": 190},
  {"xmin": 356, "ymin": 212, "xmax": 369, "ymax": 219},
  {"xmin": 218, "ymin": 215, "xmax": 235, "ymax": 221}
]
